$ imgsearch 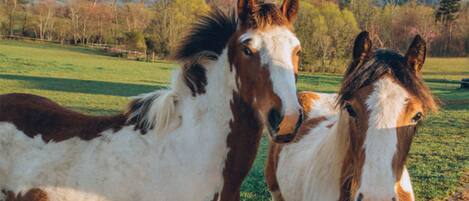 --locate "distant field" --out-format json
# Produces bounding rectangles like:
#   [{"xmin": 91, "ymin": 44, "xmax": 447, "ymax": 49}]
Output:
[{"xmin": 0, "ymin": 40, "xmax": 468, "ymax": 200}]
